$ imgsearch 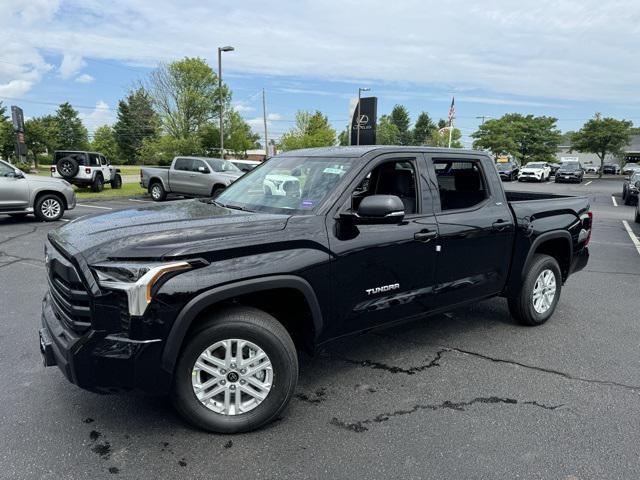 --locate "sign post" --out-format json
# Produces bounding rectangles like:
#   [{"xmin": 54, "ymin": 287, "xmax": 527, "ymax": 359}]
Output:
[{"xmin": 11, "ymin": 106, "xmax": 27, "ymax": 164}]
